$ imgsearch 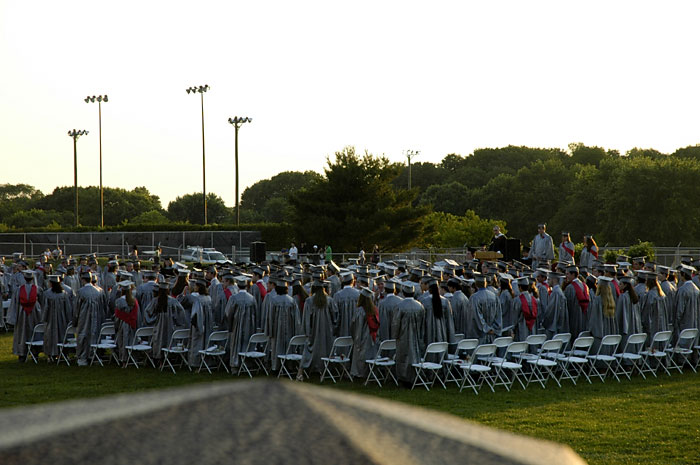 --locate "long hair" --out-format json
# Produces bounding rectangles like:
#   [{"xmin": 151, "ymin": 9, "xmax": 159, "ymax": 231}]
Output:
[
  {"xmin": 622, "ymin": 281, "xmax": 639, "ymax": 305},
  {"xmin": 596, "ymin": 282, "xmax": 616, "ymax": 318},
  {"xmin": 529, "ymin": 282, "xmax": 539, "ymax": 299},
  {"xmin": 195, "ymin": 282, "xmax": 208, "ymax": 295},
  {"xmin": 172, "ymin": 275, "xmax": 188, "ymax": 296},
  {"xmin": 646, "ymin": 277, "xmax": 665, "ymax": 297},
  {"xmin": 429, "ymin": 283, "xmax": 443, "ymax": 319},
  {"xmin": 124, "ymin": 286, "xmax": 136, "ymax": 308},
  {"xmin": 156, "ymin": 287, "xmax": 169, "ymax": 313},
  {"xmin": 311, "ymin": 285, "xmax": 327, "ymax": 308},
  {"xmin": 293, "ymin": 283, "xmax": 309, "ymax": 301},
  {"xmin": 585, "ymin": 236, "xmax": 598, "ymax": 251},
  {"xmin": 499, "ymin": 279, "xmax": 514, "ymax": 298},
  {"xmin": 51, "ymin": 280, "xmax": 63, "ymax": 293},
  {"xmin": 358, "ymin": 293, "xmax": 376, "ymax": 319}
]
